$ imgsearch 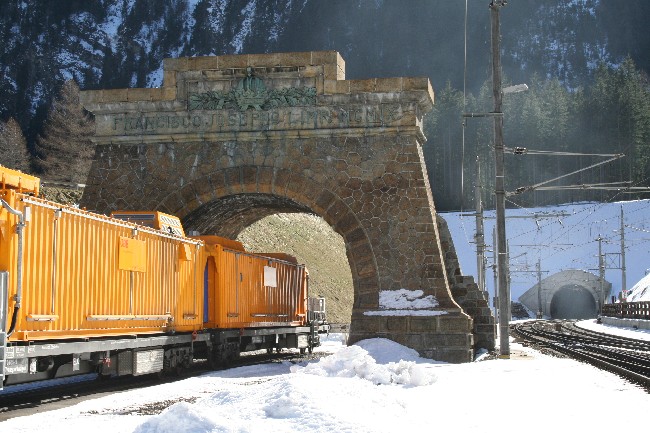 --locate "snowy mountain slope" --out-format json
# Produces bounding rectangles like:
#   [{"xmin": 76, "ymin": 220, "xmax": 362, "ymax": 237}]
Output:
[
  {"xmin": 0, "ymin": 0, "xmax": 300, "ymax": 124},
  {"xmin": 441, "ymin": 199, "xmax": 650, "ymax": 303},
  {"xmin": 3, "ymin": 0, "xmax": 647, "ymax": 141},
  {"xmin": 628, "ymin": 273, "xmax": 650, "ymax": 302}
]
